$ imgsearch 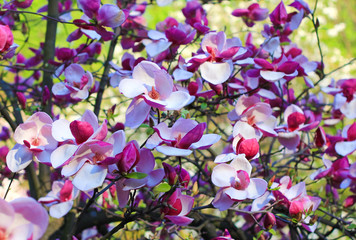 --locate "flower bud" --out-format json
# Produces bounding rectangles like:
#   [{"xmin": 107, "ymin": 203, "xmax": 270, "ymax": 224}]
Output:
[
  {"xmin": 263, "ymin": 212, "xmax": 276, "ymax": 230},
  {"xmin": 16, "ymin": 92, "xmax": 26, "ymax": 109},
  {"xmin": 236, "ymin": 138, "xmax": 259, "ymax": 160}
]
